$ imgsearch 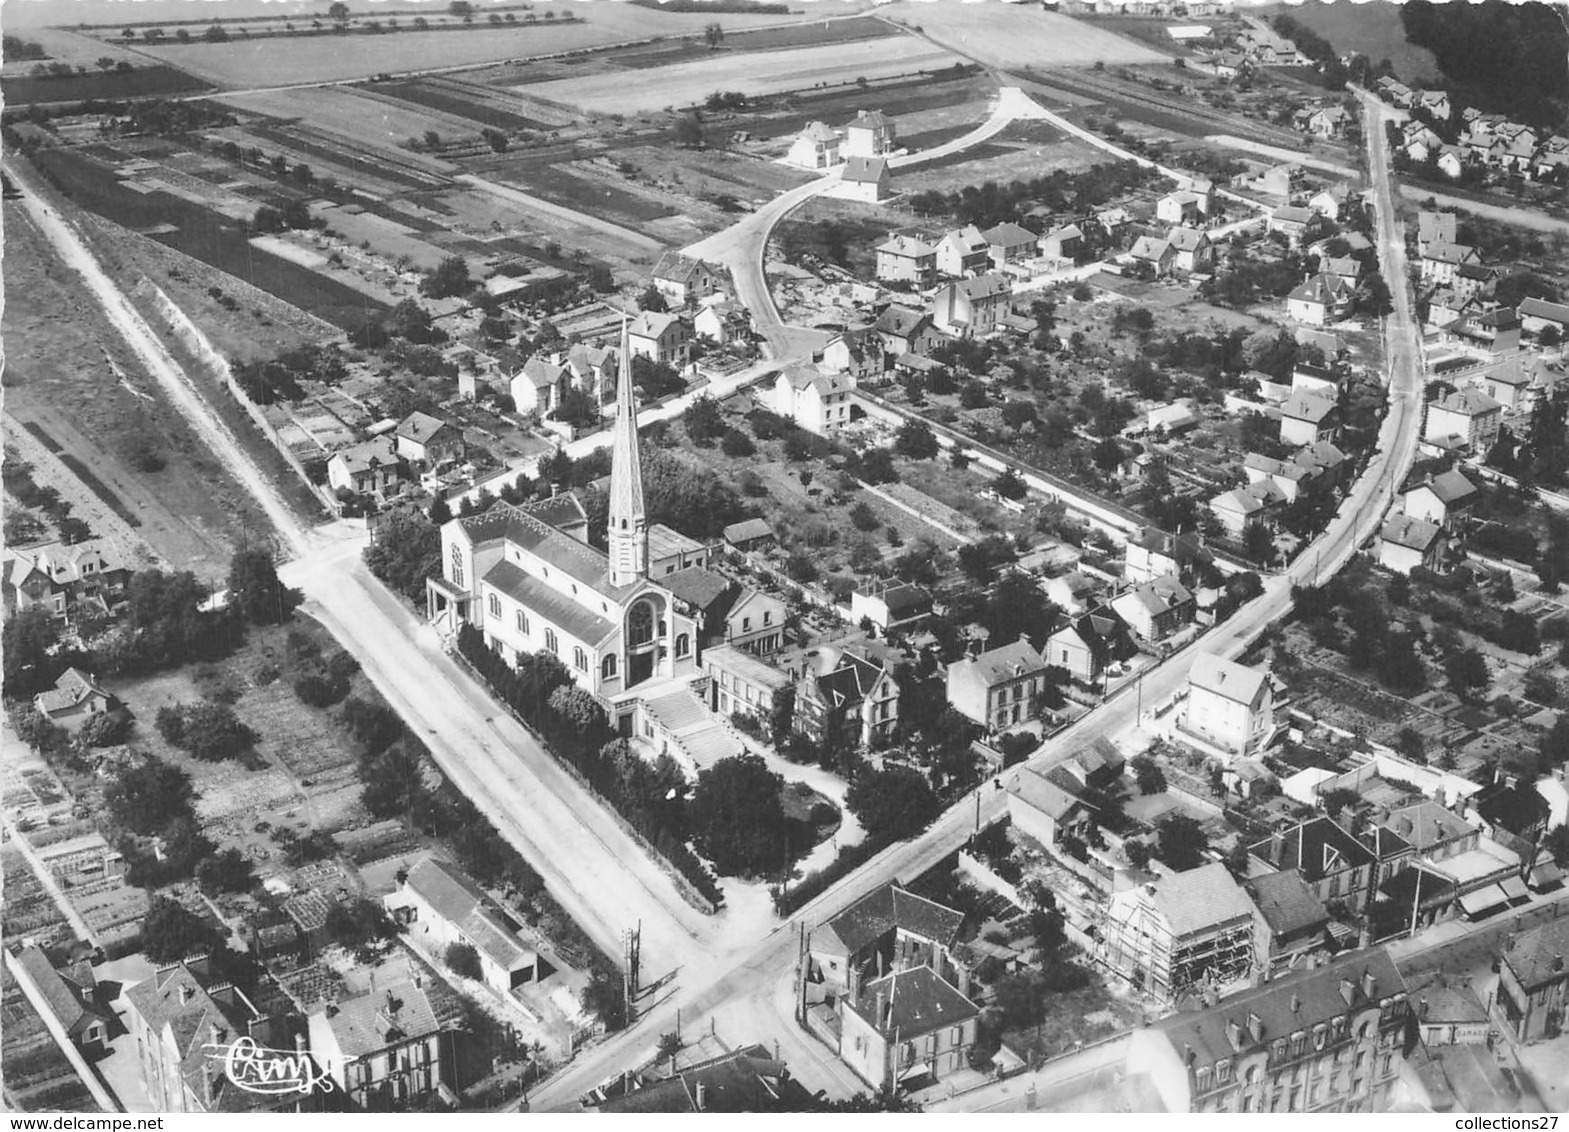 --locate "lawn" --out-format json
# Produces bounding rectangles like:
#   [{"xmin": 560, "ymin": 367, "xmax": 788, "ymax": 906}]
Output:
[
  {"xmin": 518, "ymin": 37, "xmax": 961, "ymax": 115},
  {"xmin": 30, "ymin": 147, "xmax": 390, "ymax": 332},
  {"xmin": 1262, "ymin": 1, "xmax": 1441, "ymax": 84},
  {"xmin": 1, "ymin": 63, "xmax": 209, "ymax": 104},
  {"xmin": 131, "ymin": 2, "xmax": 846, "ymax": 87}
]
